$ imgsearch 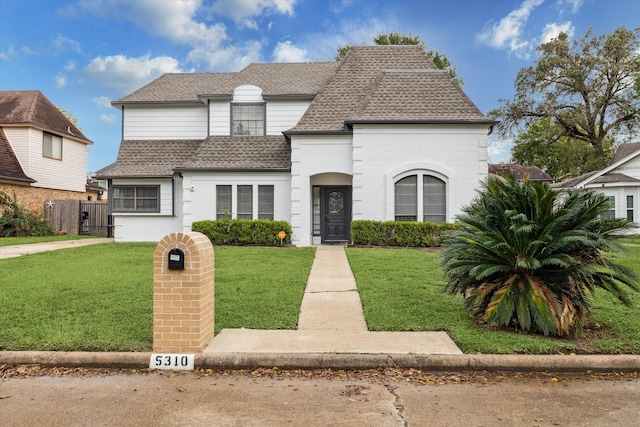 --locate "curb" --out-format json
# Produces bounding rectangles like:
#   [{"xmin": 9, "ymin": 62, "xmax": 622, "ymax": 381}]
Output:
[{"xmin": 2, "ymin": 352, "xmax": 640, "ymax": 373}]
